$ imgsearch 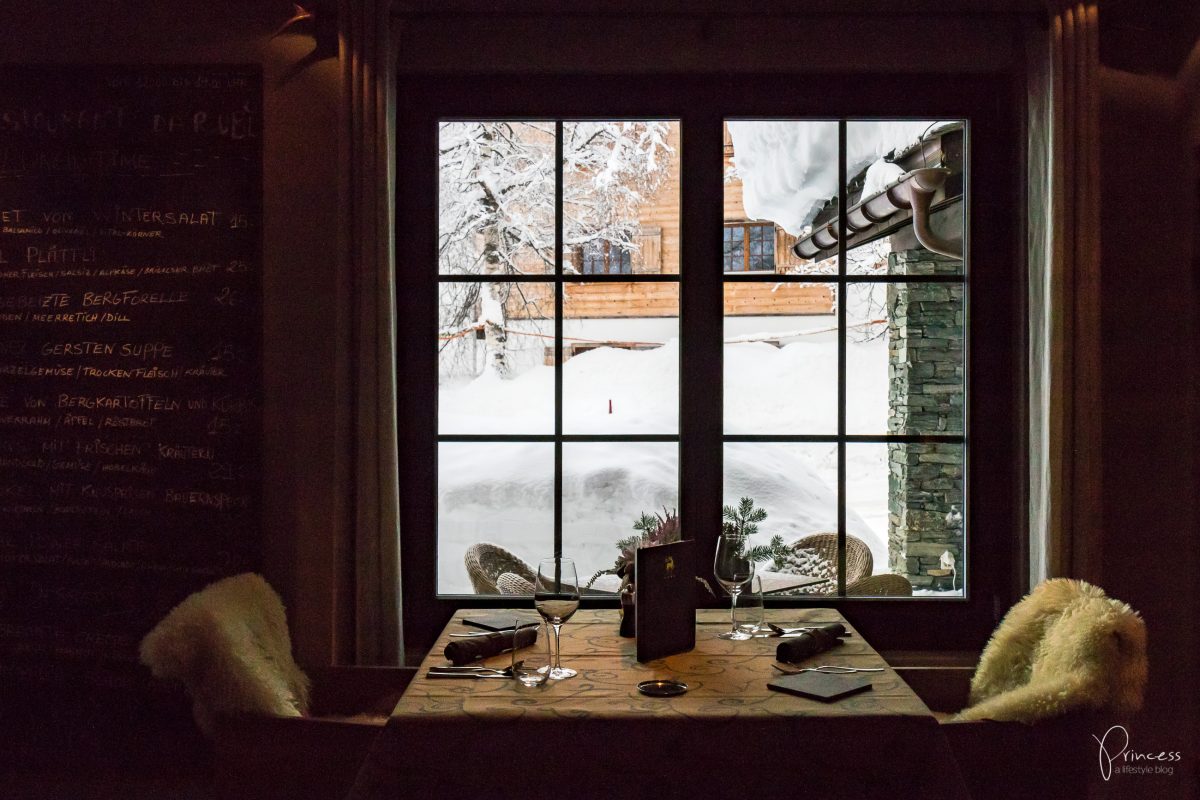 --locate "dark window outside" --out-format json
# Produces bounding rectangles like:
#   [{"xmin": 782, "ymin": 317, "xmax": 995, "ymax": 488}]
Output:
[
  {"xmin": 581, "ymin": 240, "xmax": 633, "ymax": 274},
  {"xmin": 723, "ymin": 223, "xmax": 775, "ymax": 272}
]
